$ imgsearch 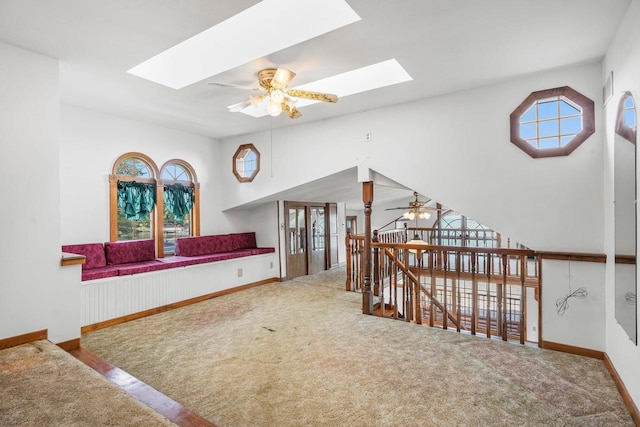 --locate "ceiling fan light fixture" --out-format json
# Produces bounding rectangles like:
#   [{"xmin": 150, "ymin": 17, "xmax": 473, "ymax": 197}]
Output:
[
  {"xmin": 266, "ymin": 100, "xmax": 283, "ymax": 117},
  {"xmin": 407, "ymin": 234, "xmax": 426, "ymax": 254},
  {"xmin": 270, "ymin": 89, "xmax": 285, "ymax": 103},
  {"xmin": 419, "ymin": 211, "xmax": 431, "ymax": 220}
]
